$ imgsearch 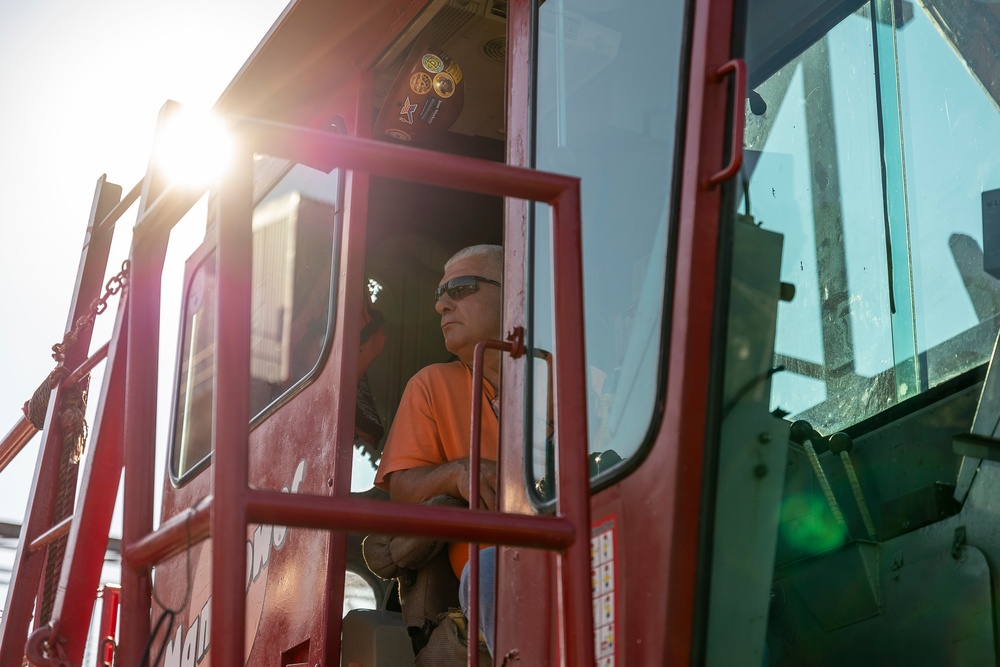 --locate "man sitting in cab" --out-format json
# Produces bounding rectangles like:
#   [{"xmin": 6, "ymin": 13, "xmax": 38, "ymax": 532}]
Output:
[{"xmin": 374, "ymin": 243, "xmax": 503, "ymax": 657}]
